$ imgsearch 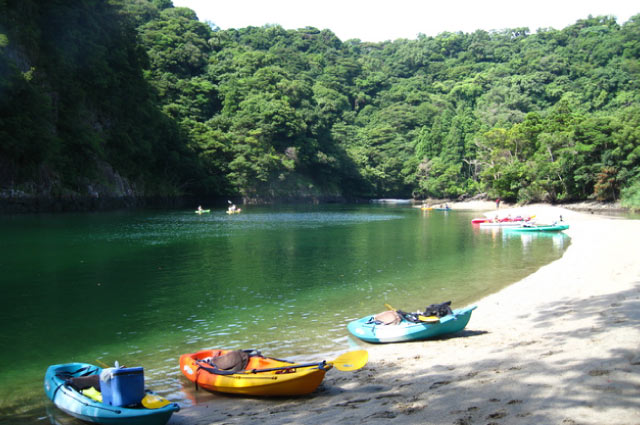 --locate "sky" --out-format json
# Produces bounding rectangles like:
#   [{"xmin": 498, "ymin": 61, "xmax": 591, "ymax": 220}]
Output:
[{"xmin": 171, "ymin": 0, "xmax": 638, "ymax": 43}]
